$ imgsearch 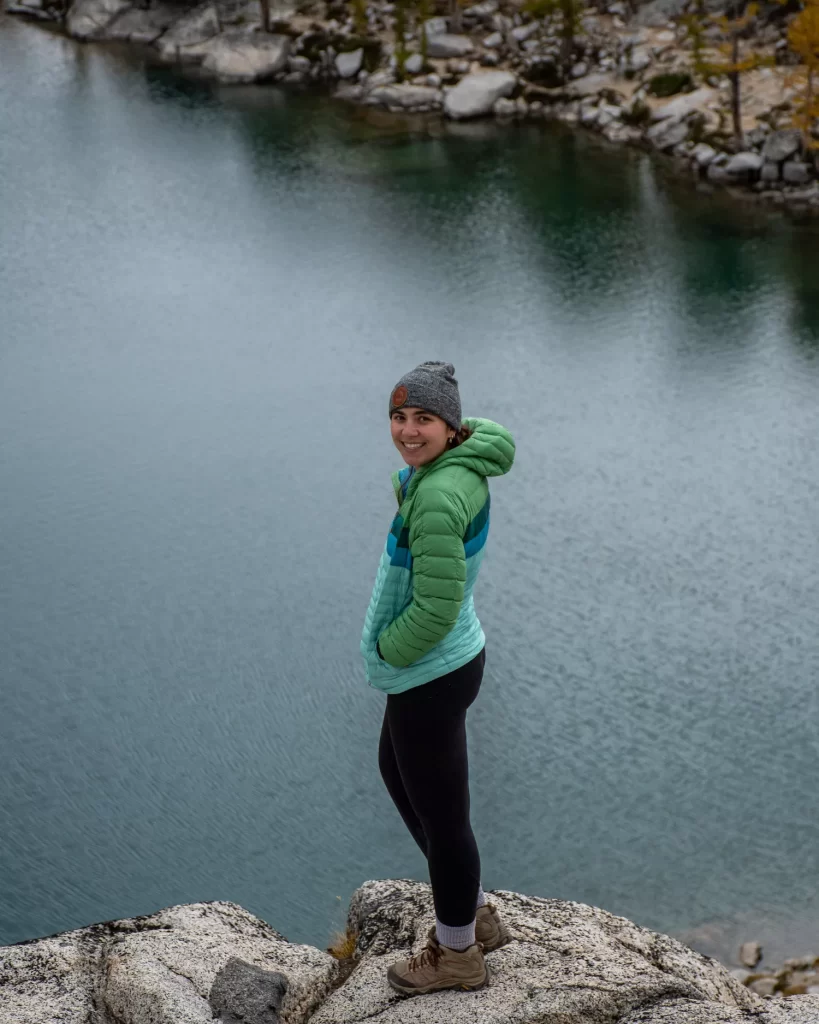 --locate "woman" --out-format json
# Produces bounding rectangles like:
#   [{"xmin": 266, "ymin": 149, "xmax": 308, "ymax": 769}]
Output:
[{"xmin": 360, "ymin": 361, "xmax": 516, "ymax": 996}]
